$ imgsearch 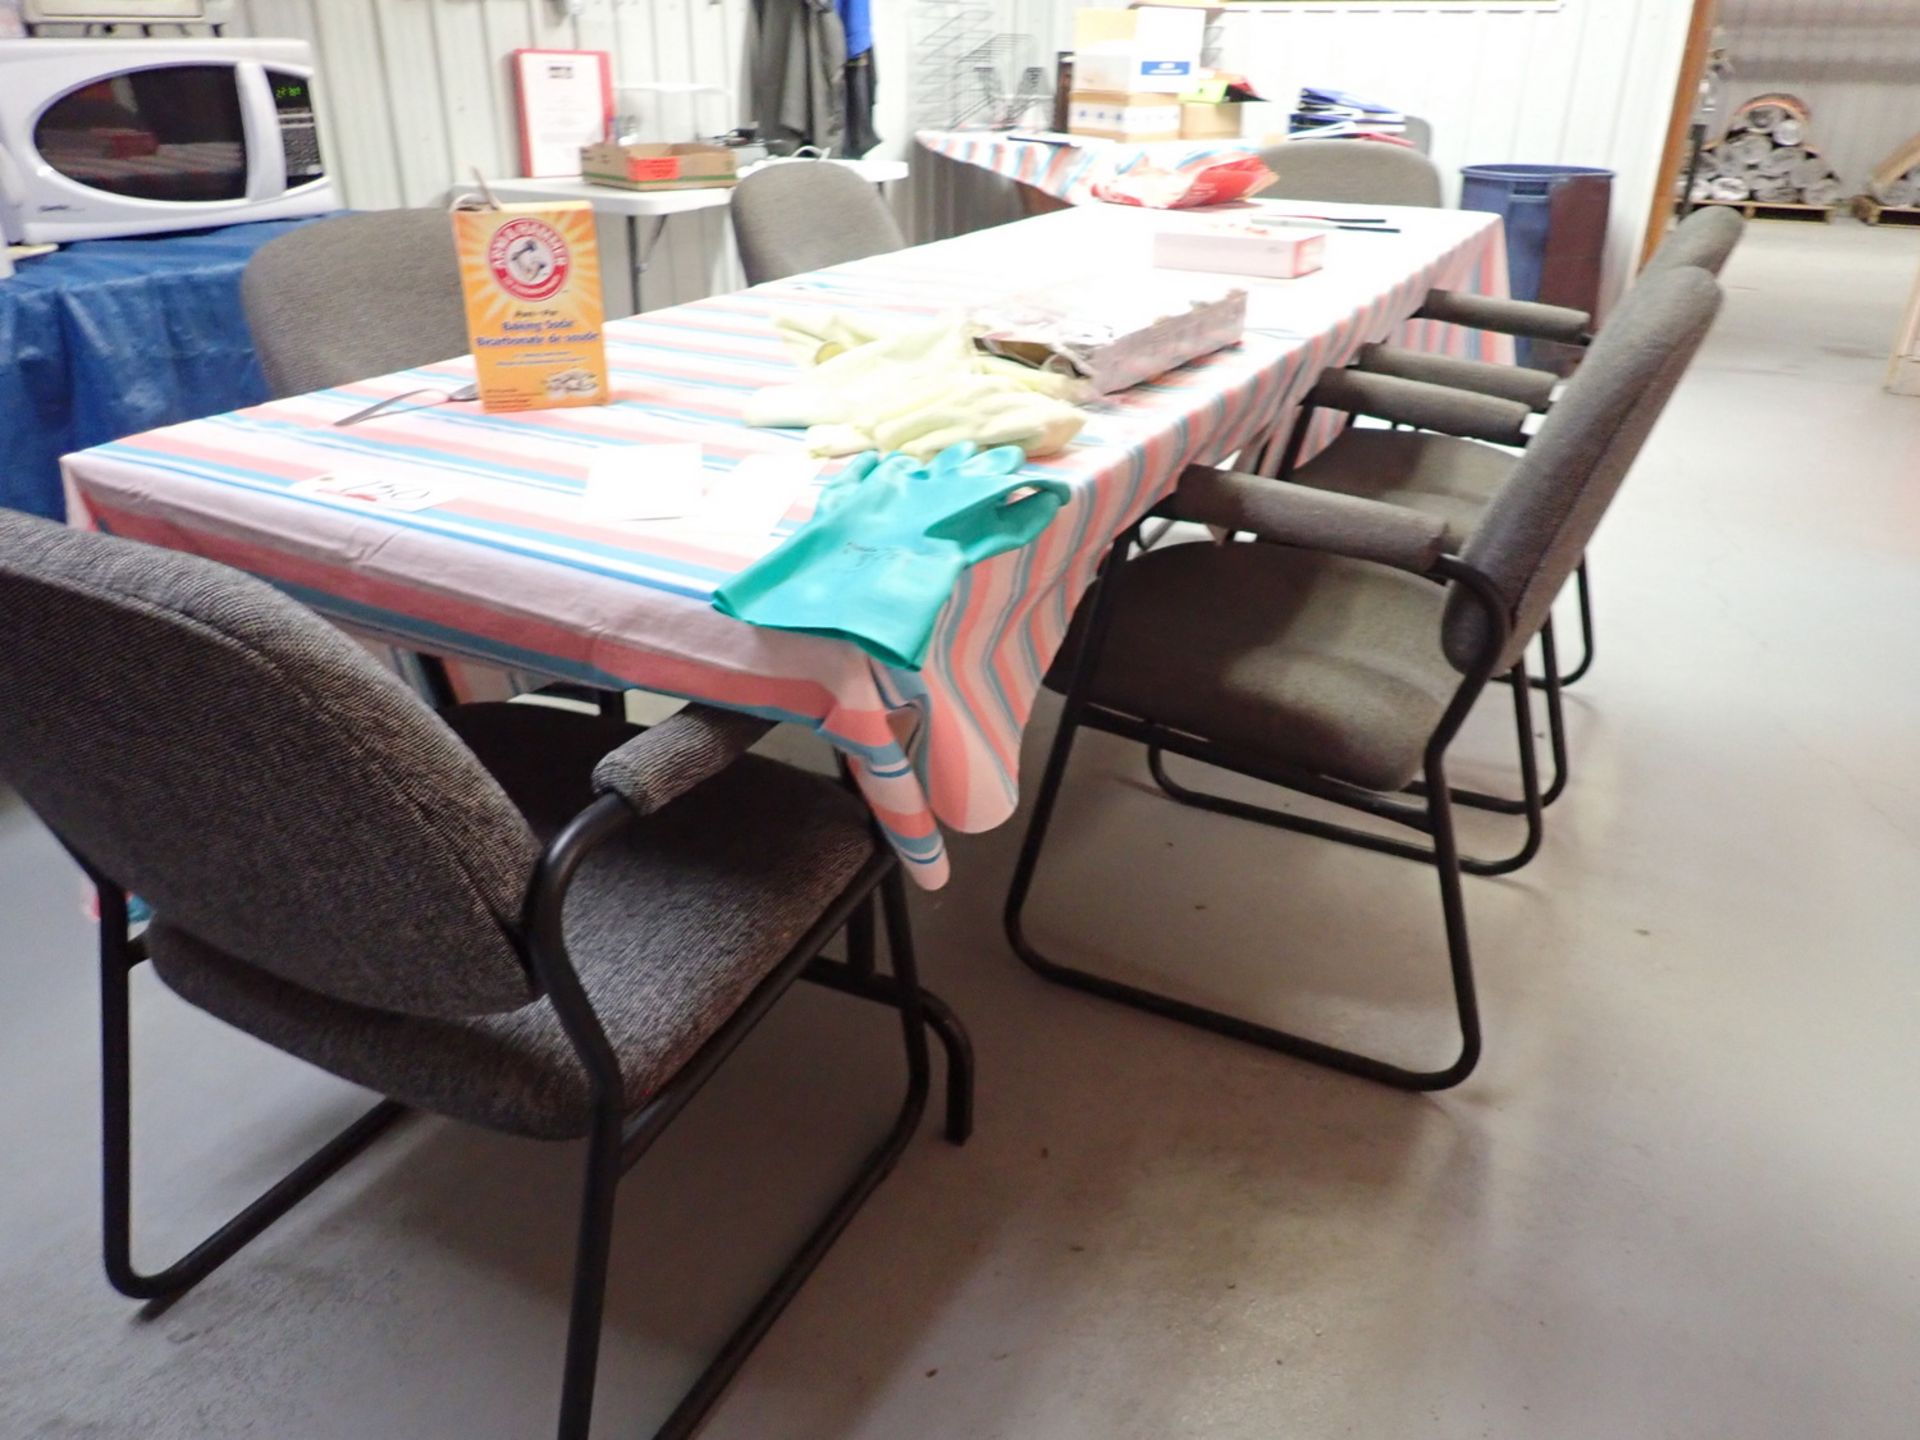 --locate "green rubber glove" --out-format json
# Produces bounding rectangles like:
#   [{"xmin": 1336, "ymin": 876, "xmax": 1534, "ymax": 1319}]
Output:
[{"xmin": 713, "ymin": 442, "xmax": 1073, "ymax": 670}]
